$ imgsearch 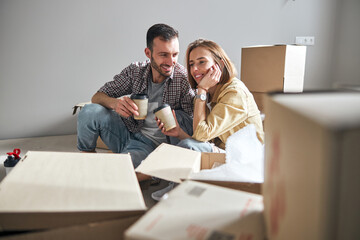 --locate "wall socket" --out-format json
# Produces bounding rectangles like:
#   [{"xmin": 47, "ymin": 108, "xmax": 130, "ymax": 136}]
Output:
[{"xmin": 295, "ymin": 36, "xmax": 315, "ymax": 46}]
